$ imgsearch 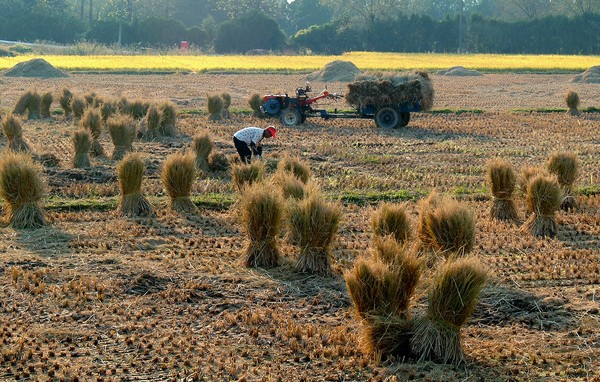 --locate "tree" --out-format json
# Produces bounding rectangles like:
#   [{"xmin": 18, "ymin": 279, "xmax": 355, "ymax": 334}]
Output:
[
  {"xmin": 320, "ymin": 0, "xmax": 406, "ymax": 28},
  {"xmin": 214, "ymin": 11, "xmax": 287, "ymax": 53}
]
